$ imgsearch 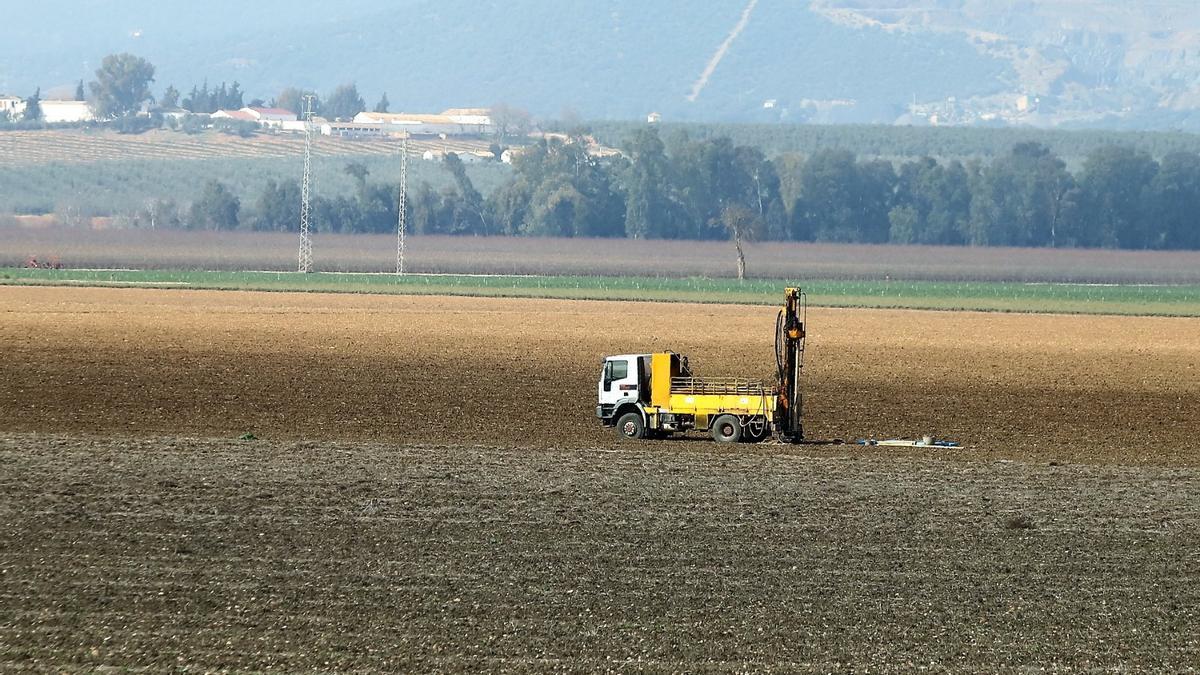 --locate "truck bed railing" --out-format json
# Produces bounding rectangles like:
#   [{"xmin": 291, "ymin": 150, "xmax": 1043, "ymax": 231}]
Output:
[{"xmin": 671, "ymin": 377, "xmax": 770, "ymax": 396}]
